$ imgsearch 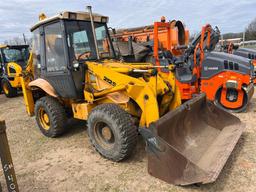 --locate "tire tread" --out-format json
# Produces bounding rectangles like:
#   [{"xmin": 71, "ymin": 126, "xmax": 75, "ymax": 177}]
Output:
[
  {"xmin": 88, "ymin": 103, "xmax": 137, "ymax": 161},
  {"xmin": 35, "ymin": 96, "xmax": 67, "ymax": 137}
]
